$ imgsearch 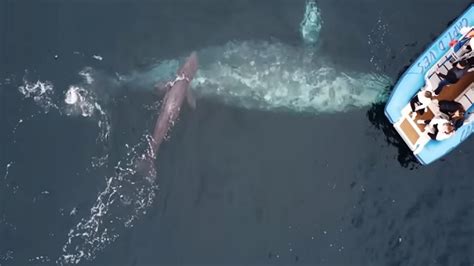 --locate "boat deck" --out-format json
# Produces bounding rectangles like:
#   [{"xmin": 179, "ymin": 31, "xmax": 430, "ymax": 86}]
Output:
[
  {"xmin": 384, "ymin": 6, "xmax": 474, "ymax": 164},
  {"xmin": 395, "ymin": 70, "xmax": 474, "ymax": 152},
  {"xmin": 412, "ymin": 71, "xmax": 474, "ymax": 130}
]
